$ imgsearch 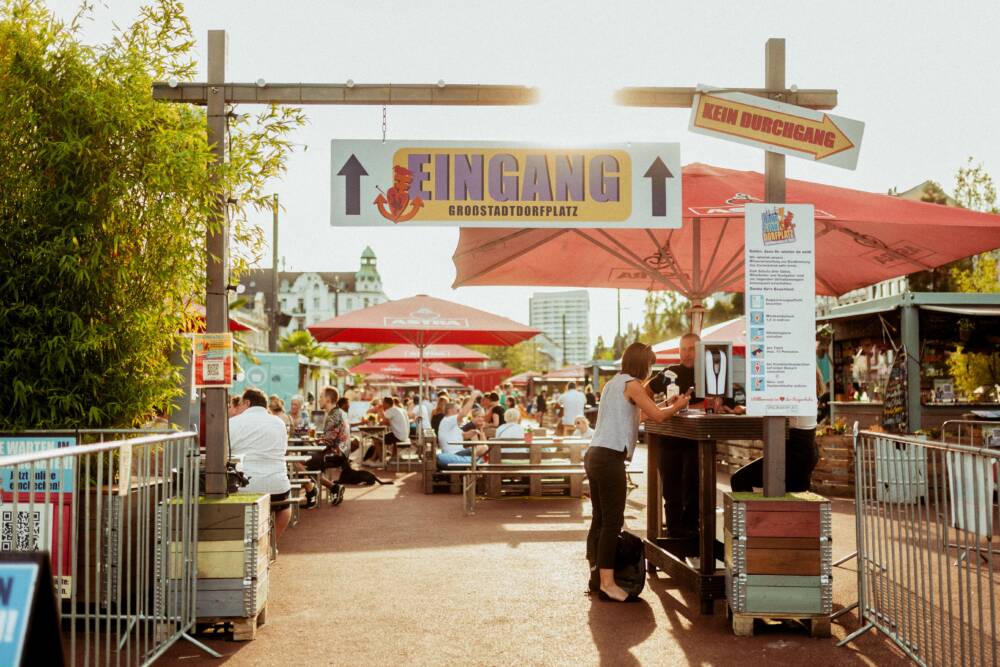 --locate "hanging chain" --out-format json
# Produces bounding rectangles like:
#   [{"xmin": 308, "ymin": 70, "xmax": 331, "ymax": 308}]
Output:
[{"xmin": 381, "ymin": 104, "xmax": 387, "ymax": 143}]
